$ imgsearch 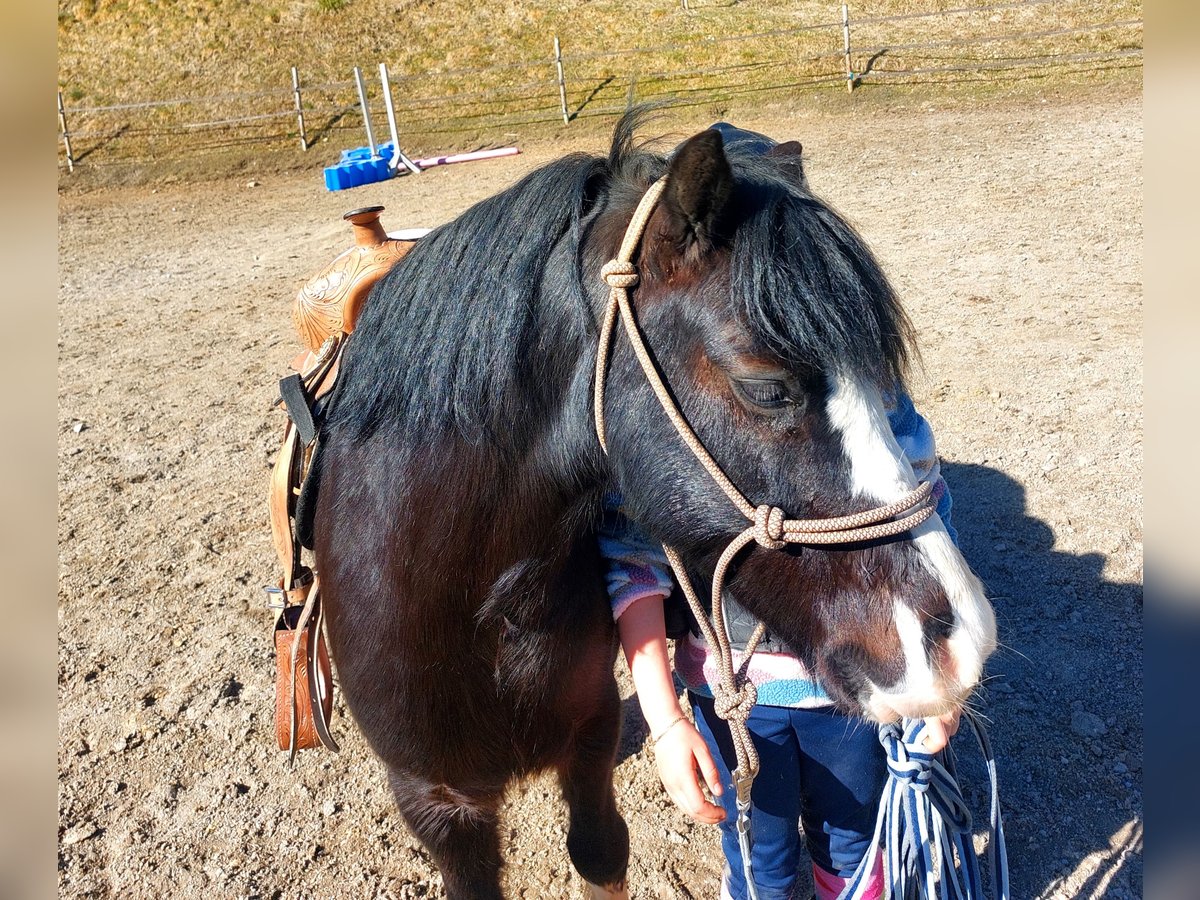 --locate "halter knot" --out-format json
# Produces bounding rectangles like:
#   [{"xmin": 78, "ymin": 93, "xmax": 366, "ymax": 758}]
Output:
[
  {"xmin": 752, "ymin": 505, "xmax": 787, "ymax": 550},
  {"xmin": 713, "ymin": 679, "xmax": 758, "ymax": 723},
  {"xmin": 601, "ymin": 259, "xmax": 639, "ymax": 288}
]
